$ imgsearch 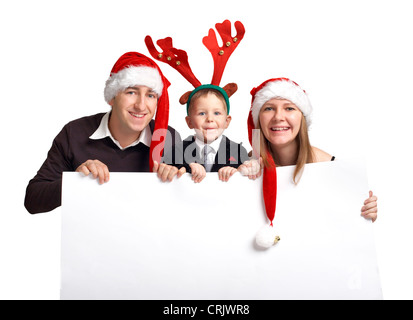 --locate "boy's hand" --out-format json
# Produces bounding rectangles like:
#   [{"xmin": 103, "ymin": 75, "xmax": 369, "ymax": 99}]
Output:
[
  {"xmin": 238, "ymin": 158, "xmax": 263, "ymax": 180},
  {"xmin": 153, "ymin": 161, "xmax": 186, "ymax": 182},
  {"xmin": 76, "ymin": 159, "xmax": 110, "ymax": 184},
  {"xmin": 361, "ymin": 191, "xmax": 378, "ymax": 222},
  {"xmin": 189, "ymin": 163, "xmax": 206, "ymax": 183},
  {"xmin": 218, "ymin": 166, "xmax": 237, "ymax": 182}
]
